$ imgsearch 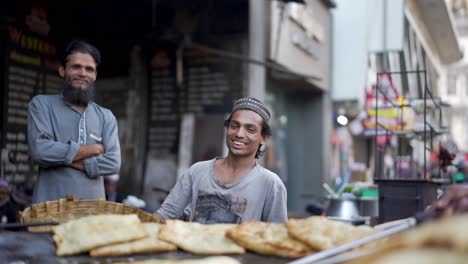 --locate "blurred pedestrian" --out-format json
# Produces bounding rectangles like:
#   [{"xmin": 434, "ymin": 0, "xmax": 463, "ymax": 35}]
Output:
[
  {"xmin": 0, "ymin": 179, "xmax": 19, "ymax": 224},
  {"xmin": 104, "ymin": 174, "xmax": 121, "ymax": 202}
]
